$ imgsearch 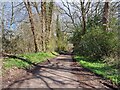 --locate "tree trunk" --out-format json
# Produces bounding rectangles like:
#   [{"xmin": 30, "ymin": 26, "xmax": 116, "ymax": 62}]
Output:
[
  {"xmin": 118, "ymin": 3, "xmax": 120, "ymax": 68},
  {"xmin": 80, "ymin": 1, "xmax": 86, "ymax": 35},
  {"xmin": 41, "ymin": 1, "xmax": 47, "ymax": 52},
  {"xmin": 56, "ymin": 15, "xmax": 60, "ymax": 51},
  {"xmin": 1, "ymin": 4, "xmax": 5, "ymax": 53},
  {"xmin": 46, "ymin": 1, "xmax": 54, "ymax": 51},
  {"xmin": 10, "ymin": 2, "xmax": 14, "ymax": 27},
  {"xmin": 24, "ymin": 1, "xmax": 38, "ymax": 53},
  {"xmin": 102, "ymin": 0, "xmax": 109, "ymax": 31}
]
